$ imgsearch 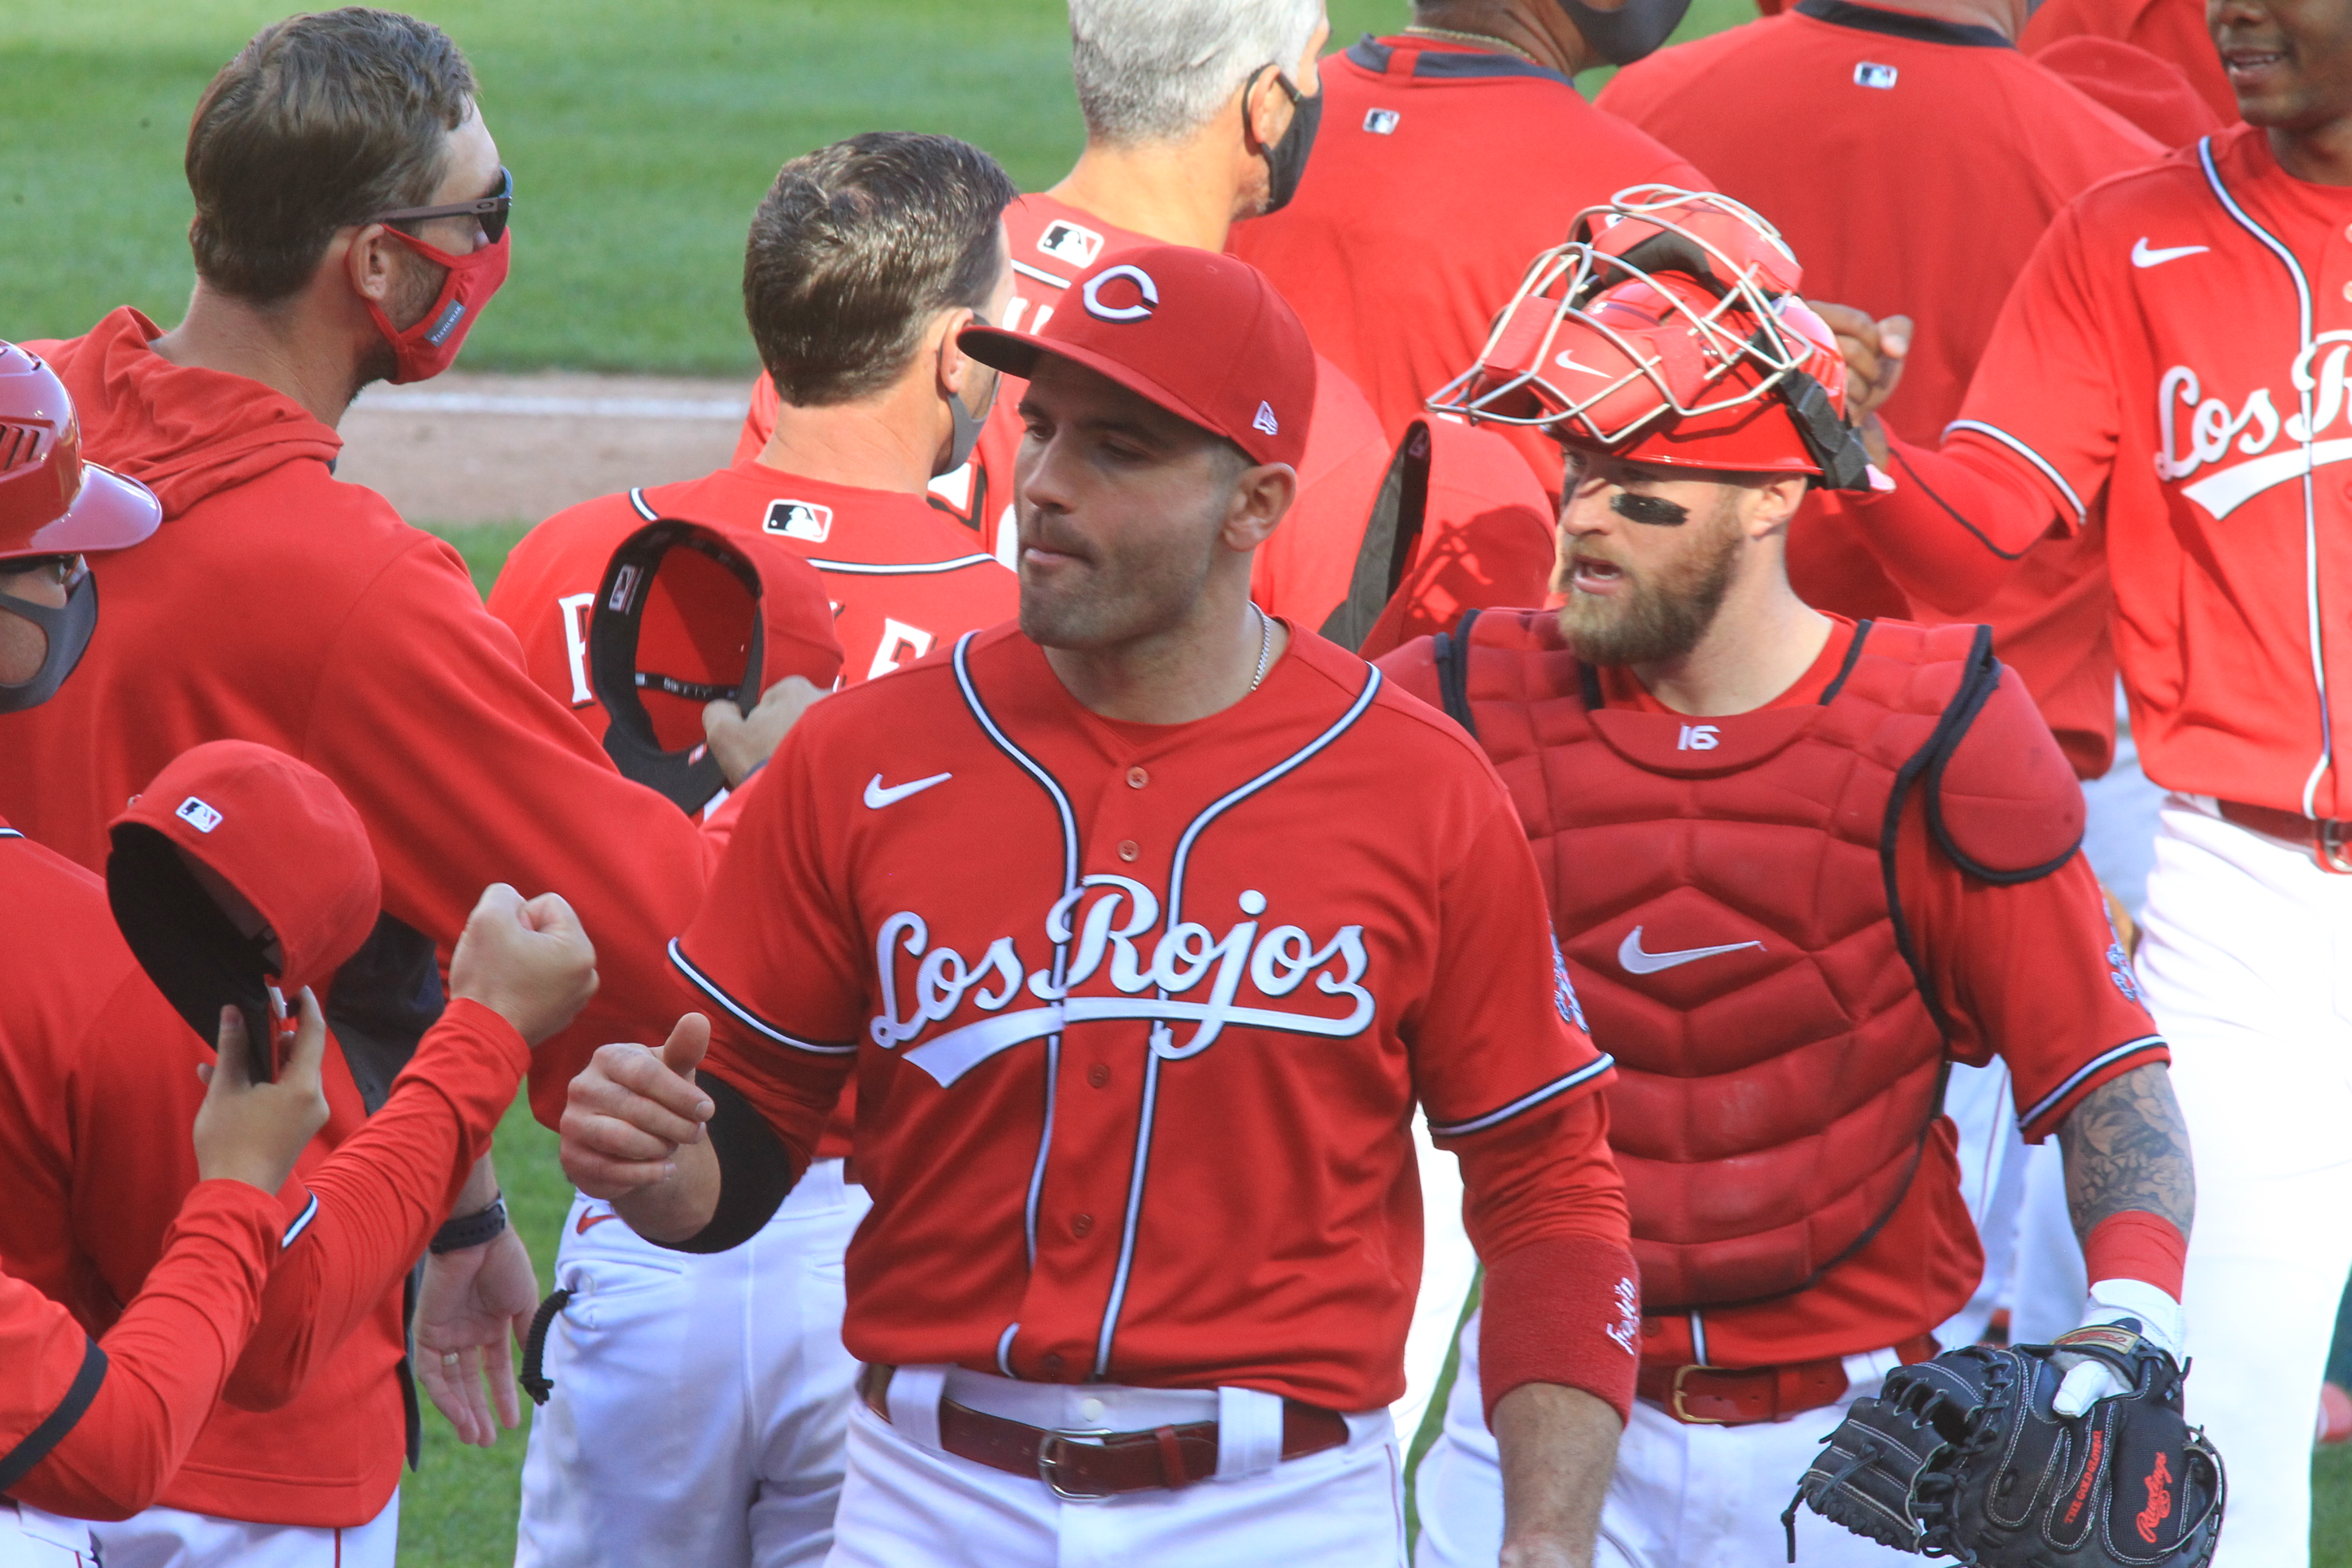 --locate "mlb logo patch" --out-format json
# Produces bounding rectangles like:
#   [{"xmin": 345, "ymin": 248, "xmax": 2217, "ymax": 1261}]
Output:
[
  {"xmin": 1252, "ymin": 401, "xmax": 1281, "ymax": 437},
  {"xmin": 1854, "ymin": 62, "xmax": 1898, "ymax": 89},
  {"xmin": 1363, "ymin": 108, "xmax": 1400, "ymax": 134},
  {"xmin": 1037, "ymin": 220, "xmax": 1104, "ymax": 270},
  {"xmin": 607, "ymin": 561, "xmax": 641, "ymax": 612},
  {"xmin": 765, "ymin": 498, "xmax": 835, "ymax": 543},
  {"xmin": 176, "ymin": 795, "xmax": 224, "ymax": 834}
]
